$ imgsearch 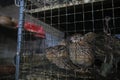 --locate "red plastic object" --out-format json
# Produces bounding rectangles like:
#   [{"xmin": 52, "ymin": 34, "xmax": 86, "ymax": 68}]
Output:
[{"xmin": 17, "ymin": 22, "xmax": 45, "ymax": 38}]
